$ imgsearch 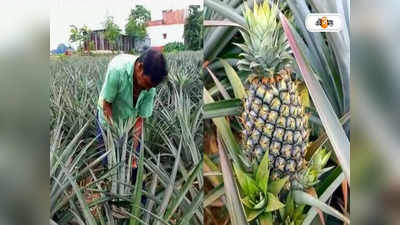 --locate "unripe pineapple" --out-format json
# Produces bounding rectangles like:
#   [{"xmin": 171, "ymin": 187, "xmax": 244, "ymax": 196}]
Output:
[{"xmin": 237, "ymin": 1, "xmax": 310, "ymax": 189}]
